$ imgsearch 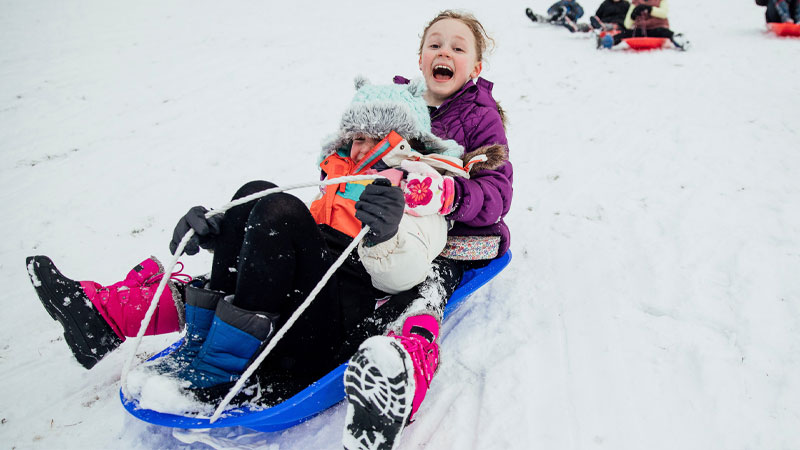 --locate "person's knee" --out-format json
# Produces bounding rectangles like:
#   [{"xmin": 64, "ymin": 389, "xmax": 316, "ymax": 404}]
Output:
[
  {"xmin": 232, "ymin": 180, "xmax": 278, "ymax": 201},
  {"xmin": 250, "ymin": 192, "xmax": 305, "ymax": 222}
]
